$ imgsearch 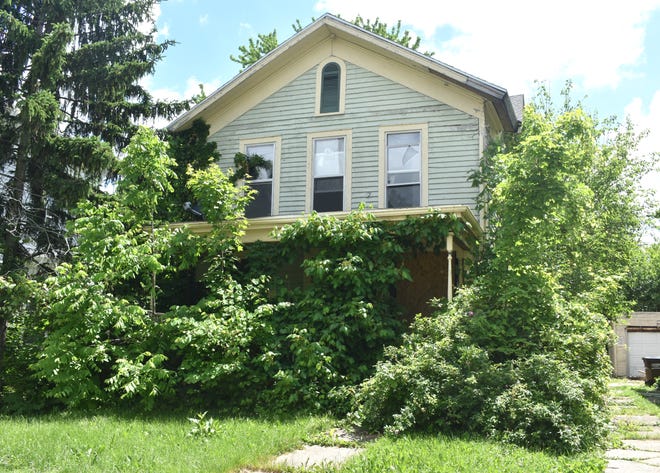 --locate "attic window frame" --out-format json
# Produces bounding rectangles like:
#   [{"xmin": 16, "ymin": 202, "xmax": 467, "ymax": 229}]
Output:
[{"xmin": 315, "ymin": 57, "xmax": 346, "ymax": 116}]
